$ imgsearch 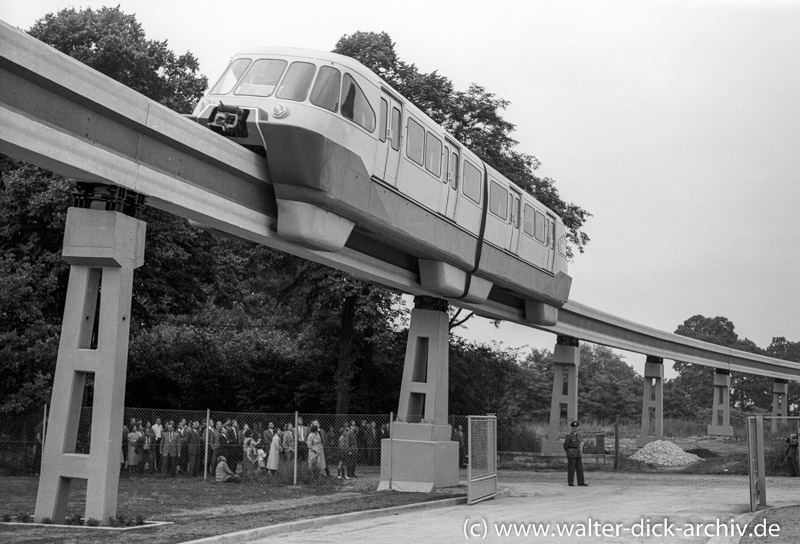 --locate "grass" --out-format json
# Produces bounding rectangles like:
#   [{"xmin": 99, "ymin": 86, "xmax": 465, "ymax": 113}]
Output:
[{"xmin": 0, "ymin": 472, "xmax": 464, "ymax": 544}]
